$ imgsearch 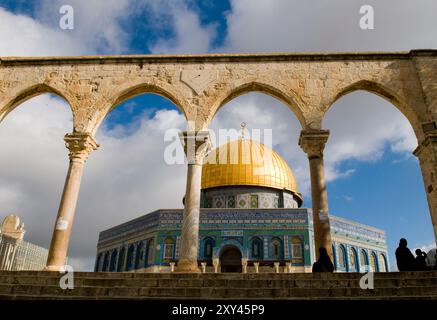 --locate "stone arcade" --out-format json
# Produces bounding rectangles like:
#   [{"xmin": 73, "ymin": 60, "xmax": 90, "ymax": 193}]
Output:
[{"xmin": 0, "ymin": 51, "xmax": 436, "ymax": 273}]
